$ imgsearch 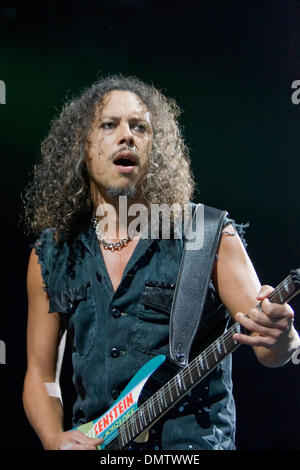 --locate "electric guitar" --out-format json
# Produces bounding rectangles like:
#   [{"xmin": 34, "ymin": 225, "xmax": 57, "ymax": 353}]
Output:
[{"xmin": 73, "ymin": 269, "xmax": 300, "ymax": 449}]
